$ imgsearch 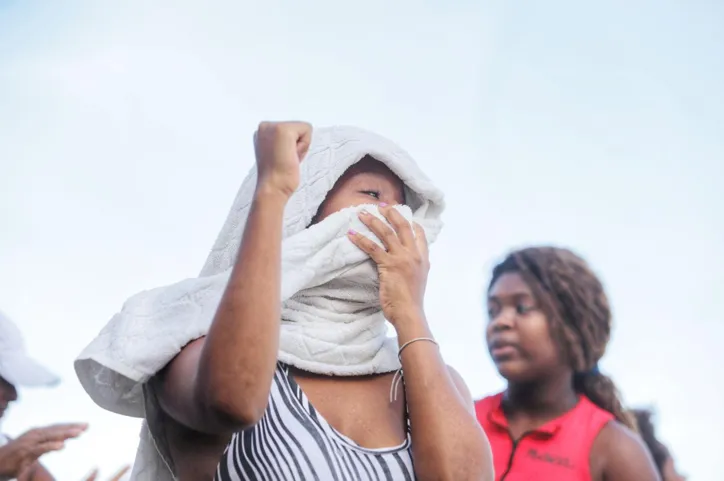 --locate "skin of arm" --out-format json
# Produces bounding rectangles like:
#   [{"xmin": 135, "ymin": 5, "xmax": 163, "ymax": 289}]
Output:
[
  {"xmin": 155, "ymin": 120, "xmax": 312, "ymax": 434},
  {"xmin": 347, "ymin": 207, "xmax": 494, "ymax": 480},
  {"xmin": 591, "ymin": 422, "xmax": 662, "ymax": 481},
  {"xmin": 396, "ymin": 315, "xmax": 494, "ymax": 481},
  {"xmin": 156, "ymin": 188, "xmax": 289, "ymax": 434}
]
